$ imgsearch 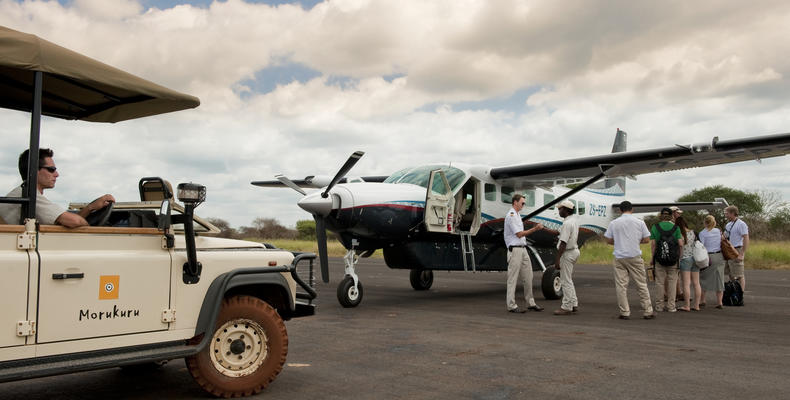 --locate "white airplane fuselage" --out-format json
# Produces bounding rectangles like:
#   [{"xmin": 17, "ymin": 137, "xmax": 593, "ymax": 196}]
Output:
[{"xmin": 298, "ymin": 162, "xmax": 620, "ymax": 273}]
